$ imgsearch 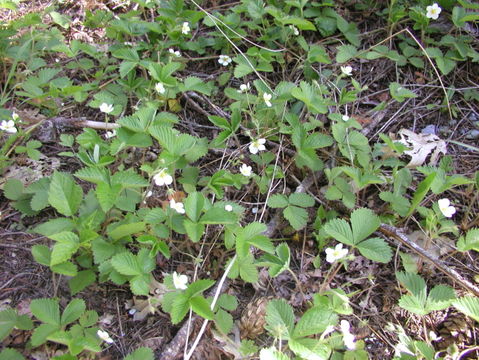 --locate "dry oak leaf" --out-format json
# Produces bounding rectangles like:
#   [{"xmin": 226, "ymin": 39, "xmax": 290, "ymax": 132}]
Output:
[{"xmin": 398, "ymin": 129, "xmax": 447, "ymax": 168}]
